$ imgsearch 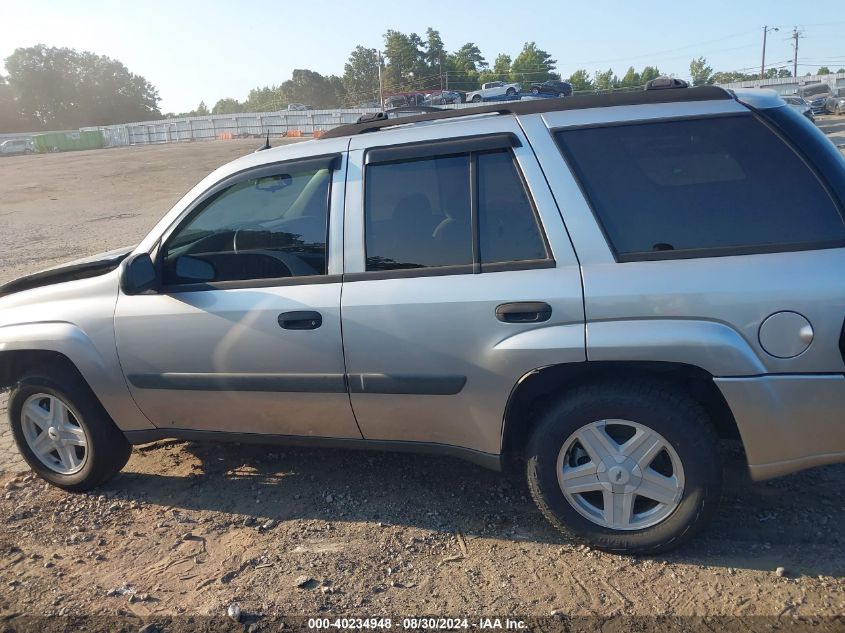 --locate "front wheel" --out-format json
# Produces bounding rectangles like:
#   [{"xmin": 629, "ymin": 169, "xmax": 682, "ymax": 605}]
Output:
[
  {"xmin": 9, "ymin": 367, "xmax": 132, "ymax": 492},
  {"xmin": 506, "ymin": 87, "xmax": 517, "ymax": 96},
  {"xmin": 526, "ymin": 382, "xmax": 722, "ymax": 554},
  {"xmin": 471, "ymin": 95, "xmax": 482, "ymax": 103}
]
